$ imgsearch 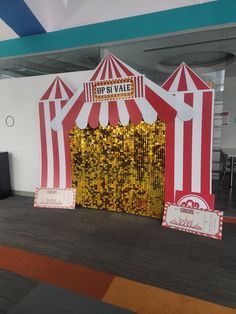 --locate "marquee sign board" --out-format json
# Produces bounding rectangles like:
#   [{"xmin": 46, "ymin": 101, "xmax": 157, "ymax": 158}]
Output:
[
  {"xmin": 162, "ymin": 203, "xmax": 223, "ymax": 240},
  {"xmin": 84, "ymin": 75, "xmax": 145, "ymax": 102}
]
